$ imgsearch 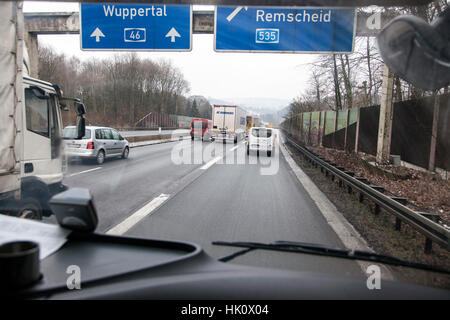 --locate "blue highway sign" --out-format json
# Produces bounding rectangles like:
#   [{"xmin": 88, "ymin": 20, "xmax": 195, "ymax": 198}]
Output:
[
  {"xmin": 215, "ymin": 7, "xmax": 355, "ymax": 53},
  {"xmin": 80, "ymin": 4, "xmax": 192, "ymax": 51}
]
